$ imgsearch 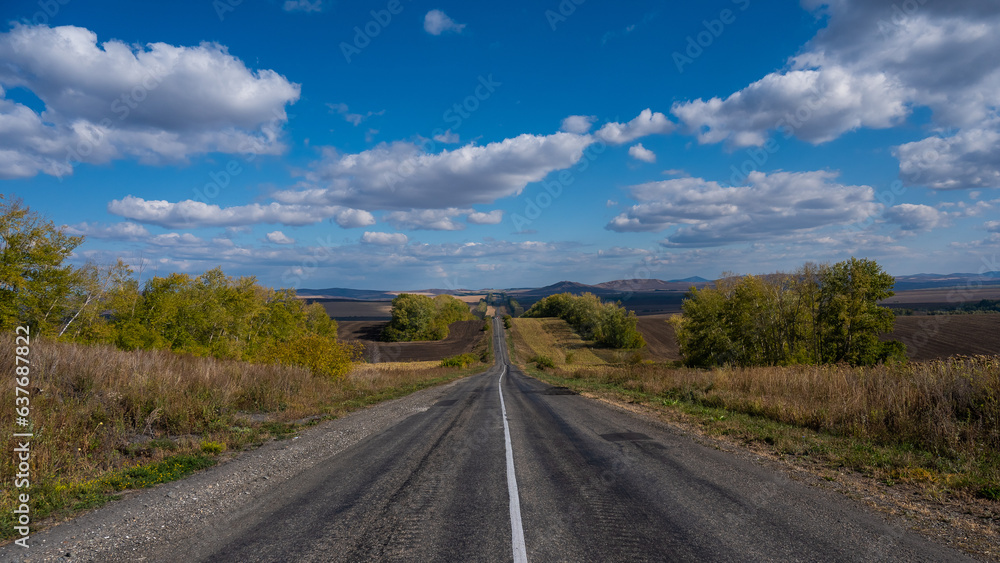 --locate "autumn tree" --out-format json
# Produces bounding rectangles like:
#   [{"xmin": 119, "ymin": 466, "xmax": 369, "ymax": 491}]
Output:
[{"xmin": 0, "ymin": 196, "xmax": 84, "ymax": 334}]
